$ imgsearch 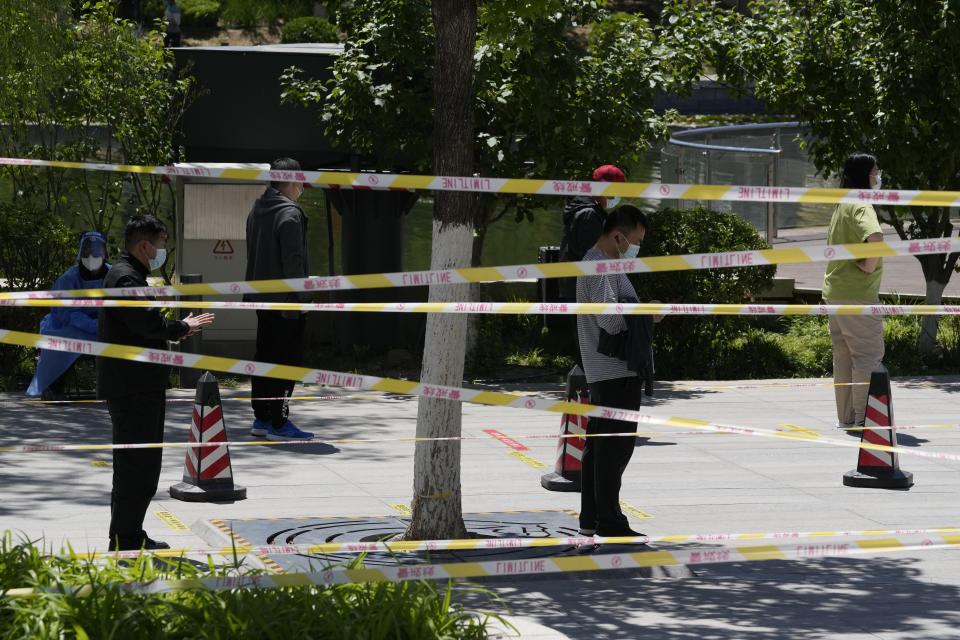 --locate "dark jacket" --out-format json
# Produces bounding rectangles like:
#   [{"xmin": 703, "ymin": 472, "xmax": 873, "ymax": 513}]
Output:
[
  {"xmin": 96, "ymin": 252, "xmax": 189, "ymax": 400},
  {"xmin": 559, "ymin": 196, "xmax": 606, "ymax": 299},
  {"xmin": 244, "ymin": 187, "xmax": 310, "ymax": 309},
  {"xmin": 597, "ymin": 295, "xmax": 655, "ymax": 376}
]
